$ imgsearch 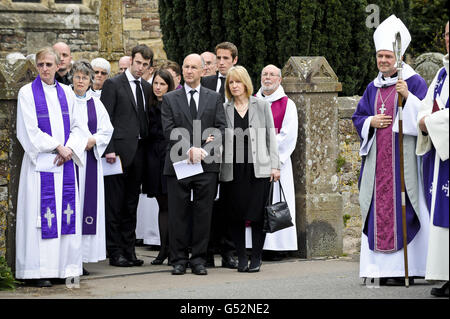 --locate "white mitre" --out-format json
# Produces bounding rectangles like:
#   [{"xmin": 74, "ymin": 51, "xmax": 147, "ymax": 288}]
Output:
[{"xmin": 373, "ymin": 14, "xmax": 411, "ymax": 56}]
